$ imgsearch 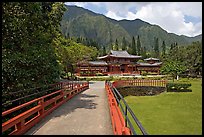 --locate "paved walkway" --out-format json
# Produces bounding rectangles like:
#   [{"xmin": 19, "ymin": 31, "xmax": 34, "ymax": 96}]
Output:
[{"xmin": 25, "ymin": 81, "xmax": 113, "ymax": 135}]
